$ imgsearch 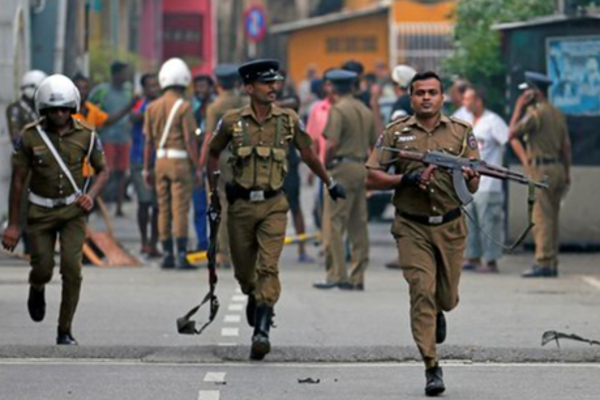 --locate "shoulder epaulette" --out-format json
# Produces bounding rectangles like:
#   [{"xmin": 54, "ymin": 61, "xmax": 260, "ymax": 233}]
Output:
[
  {"xmin": 449, "ymin": 116, "xmax": 472, "ymax": 128},
  {"xmin": 385, "ymin": 115, "xmax": 410, "ymax": 130},
  {"xmin": 22, "ymin": 119, "xmax": 42, "ymax": 131},
  {"xmin": 73, "ymin": 117, "xmax": 94, "ymax": 131}
]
